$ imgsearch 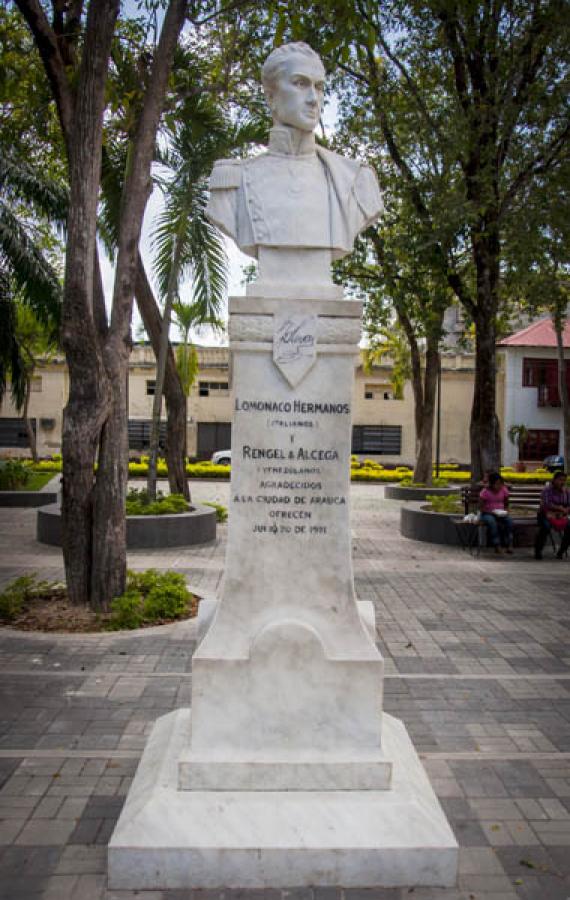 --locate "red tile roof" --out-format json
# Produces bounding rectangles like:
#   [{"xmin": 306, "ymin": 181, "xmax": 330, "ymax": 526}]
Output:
[{"xmin": 499, "ymin": 318, "xmax": 570, "ymax": 348}]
